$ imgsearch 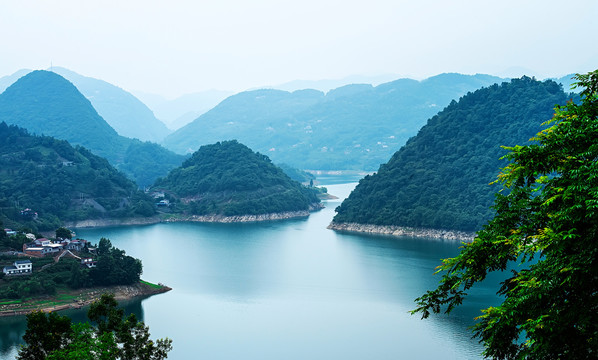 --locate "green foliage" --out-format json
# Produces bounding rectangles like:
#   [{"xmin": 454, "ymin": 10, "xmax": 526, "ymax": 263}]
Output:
[
  {"xmin": 333, "ymin": 77, "xmax": 572, "ymax": 232},
  {"xmin": 90, "ymin": 238, "xmax": 143, "ymax": 286},
  {"xmin": 55, "ymin": 227, "xmax": 72, "ymax": 240},
  {"xmin": 163, "ymin": 74, "xmax": 504, "ymax": 170},
  {"xmin": 0, "ymin": 123, "xmax": 156, "ymax": 231},
  {"xmin": 19, "ymin": 294, "xmax": 172, "ymax": 360},
  {"xmin": 412, "ymin": 70, "xmax": 598, "ymax": 359},
  {"xmin": 277, "ymin": 163, "xmax": 316, "ymax": 183},
  {"xmin": 154, "ymin": 140, "xmax": 320, "ymax": 216},
  {"xmin": 18, "ymin": 311, "xmax": 73, "ymax": 360}
]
